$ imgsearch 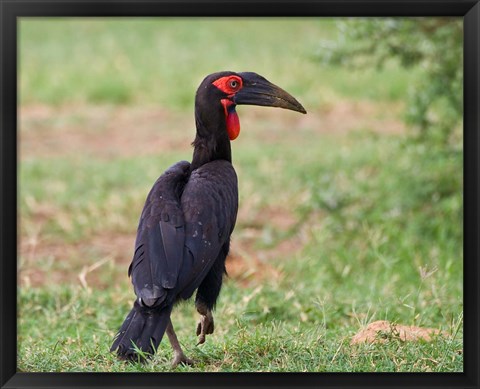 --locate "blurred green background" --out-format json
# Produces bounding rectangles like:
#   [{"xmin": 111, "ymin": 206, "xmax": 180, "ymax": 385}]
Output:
[{"xmin": 18, "ymin": 18, "xmax": 463, "ymax": 372}]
